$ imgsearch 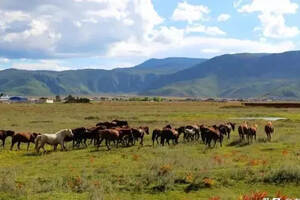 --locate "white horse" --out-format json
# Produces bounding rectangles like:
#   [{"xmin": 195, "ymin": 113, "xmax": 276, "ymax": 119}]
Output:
[{"xmin": 35, "ymin": 129, "xmax": 73, "ymax": 153}]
